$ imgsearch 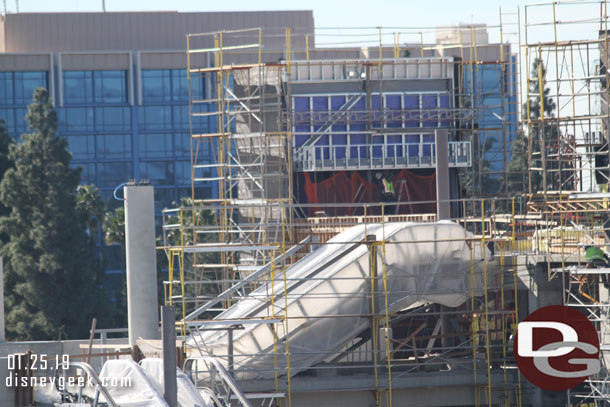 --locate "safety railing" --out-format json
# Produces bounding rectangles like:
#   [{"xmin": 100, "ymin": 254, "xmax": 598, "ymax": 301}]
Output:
[{"xmin": 293, "ymin": 141, "xmax": 471, "ymax": 171}]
